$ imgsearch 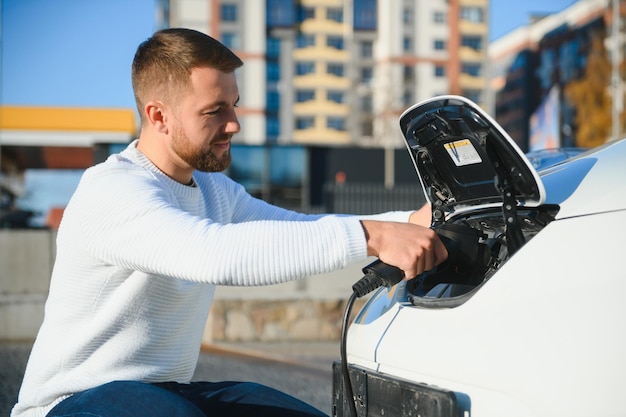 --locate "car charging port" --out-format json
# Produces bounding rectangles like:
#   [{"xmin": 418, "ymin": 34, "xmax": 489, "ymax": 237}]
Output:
[{"xmin": 404, "ymin": 223, "xmax": 495, "ymax": 308}]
